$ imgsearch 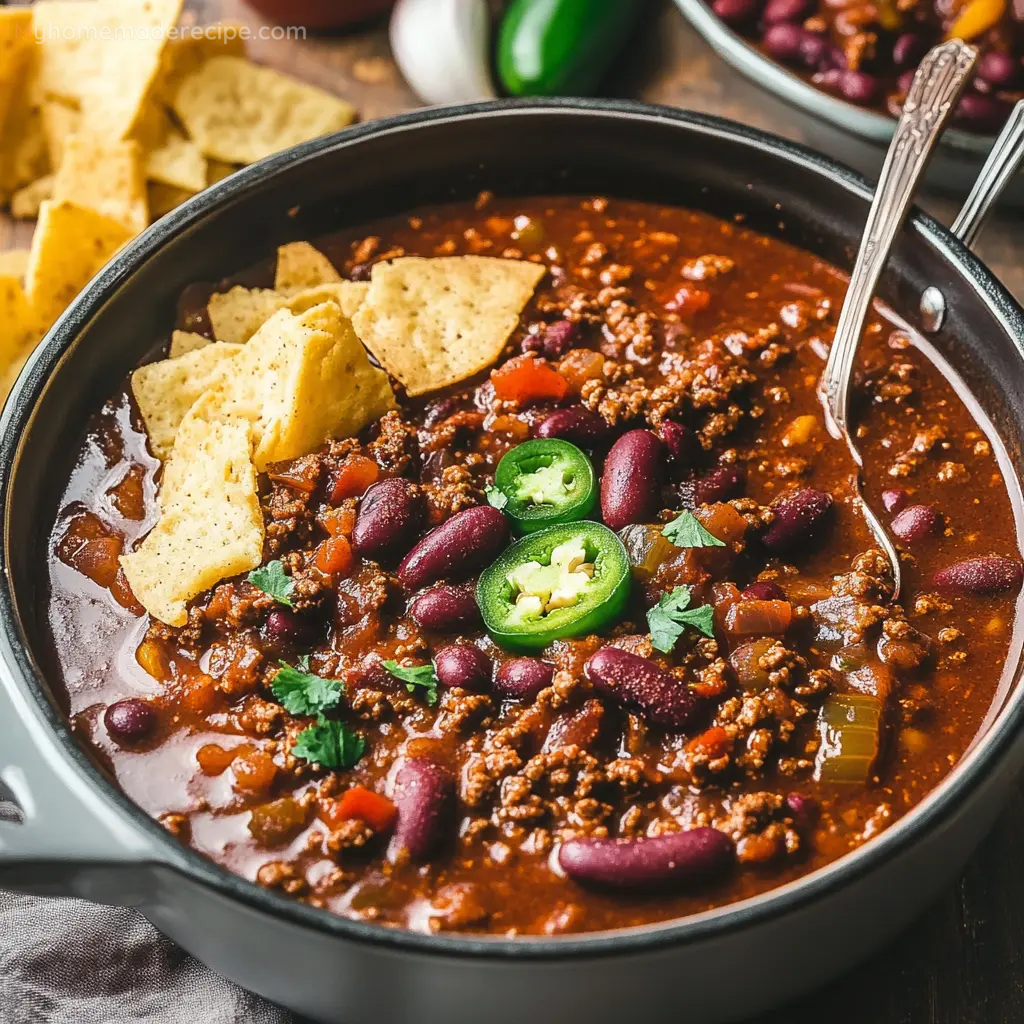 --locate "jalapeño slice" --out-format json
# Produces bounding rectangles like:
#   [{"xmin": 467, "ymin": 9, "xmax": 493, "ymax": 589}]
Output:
[
  {"xmin": 491, "ymin": 439, "xmax": 597, "ymax": 533},
  {"xmin": 477, "ymin": 521, "xmax": 630, "ymax": 651}
]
